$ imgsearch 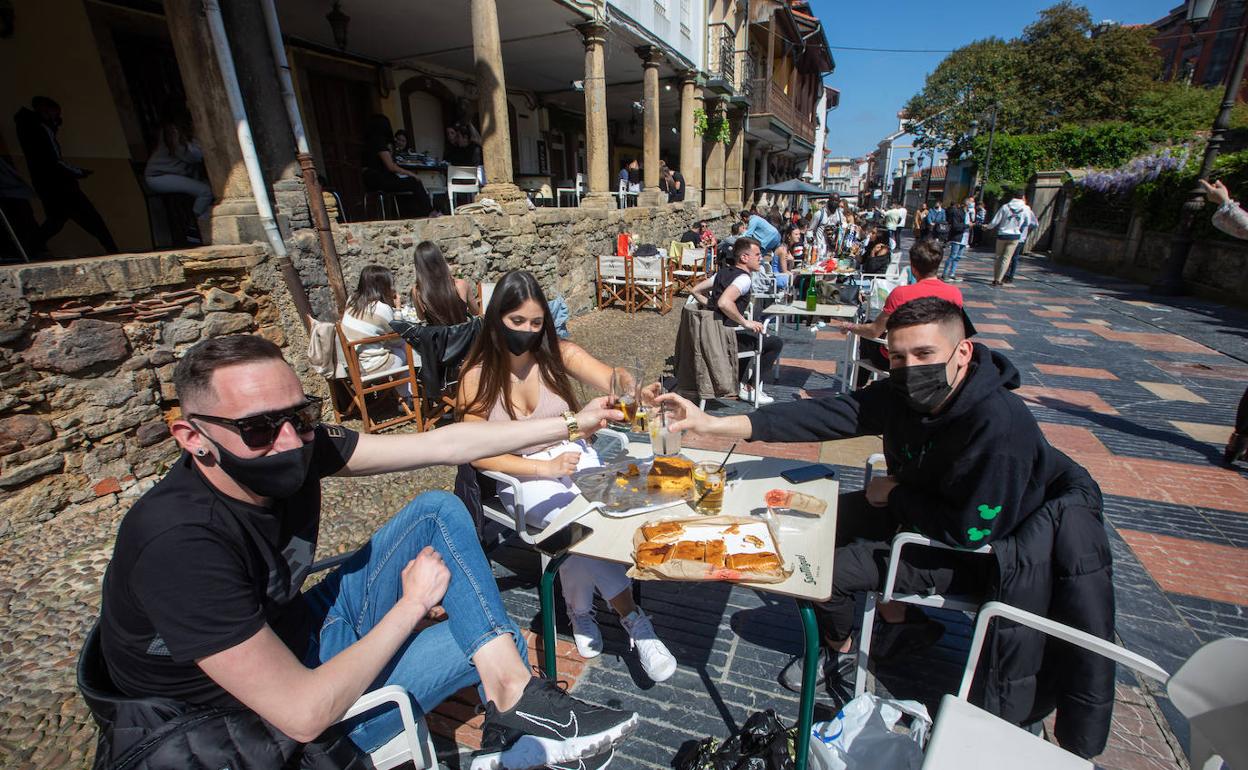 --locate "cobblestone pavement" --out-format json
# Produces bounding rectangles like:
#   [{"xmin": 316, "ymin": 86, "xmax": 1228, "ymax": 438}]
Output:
[{"xmin": 4, "ymin": 245, "xmax": 1244, "ymax": 770}]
